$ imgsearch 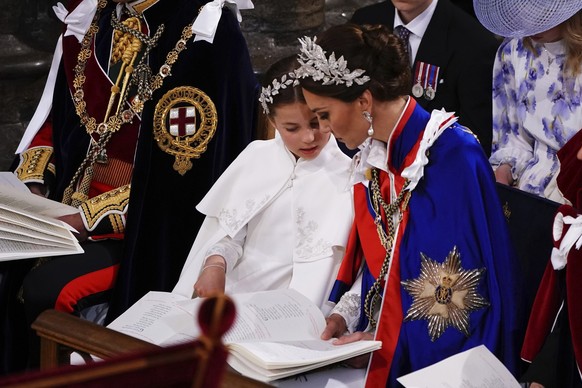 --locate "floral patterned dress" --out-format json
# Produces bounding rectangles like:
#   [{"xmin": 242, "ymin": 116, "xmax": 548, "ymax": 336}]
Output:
[{"xmin": 490, "ymin": 38, "xmax": 582, "ymax": 203}]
